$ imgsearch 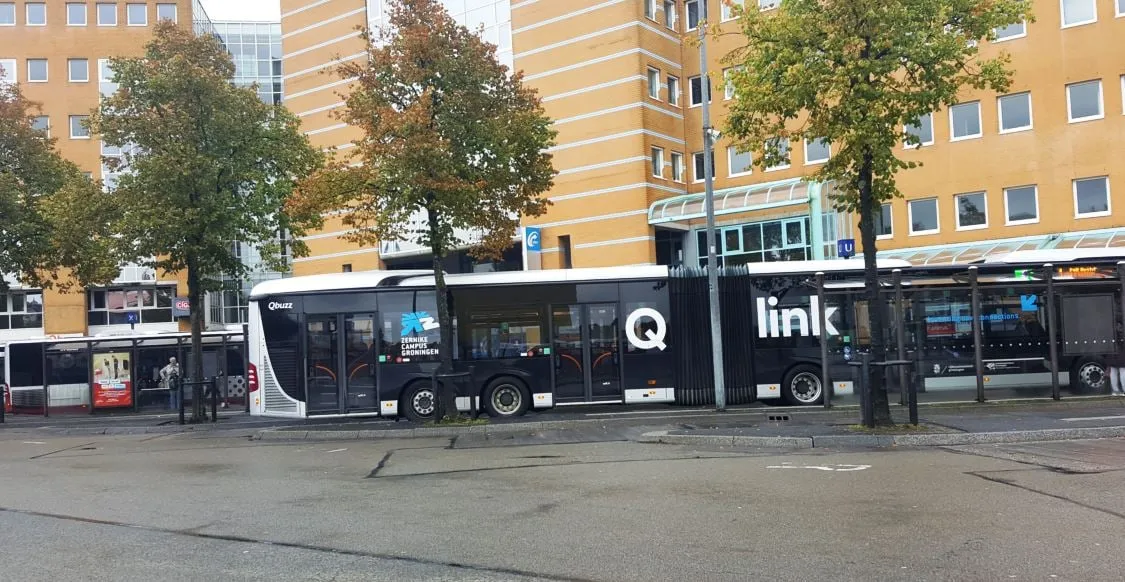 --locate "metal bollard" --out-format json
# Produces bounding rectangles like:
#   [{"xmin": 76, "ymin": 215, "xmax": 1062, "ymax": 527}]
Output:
[
  {"xmin": 178, "ymin": 376, "xmax": 185, "ymax": 425},
  {"xmin": 861, "ymin": 353, "xmax": 874, "ymax": 429},
  {"xmin": 210, "ymin": 377, "xmax": 218, "ymax": 423},
  {"xmin": 907, "ymin": 350, "xmax": 919, "ymax": 426}
]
